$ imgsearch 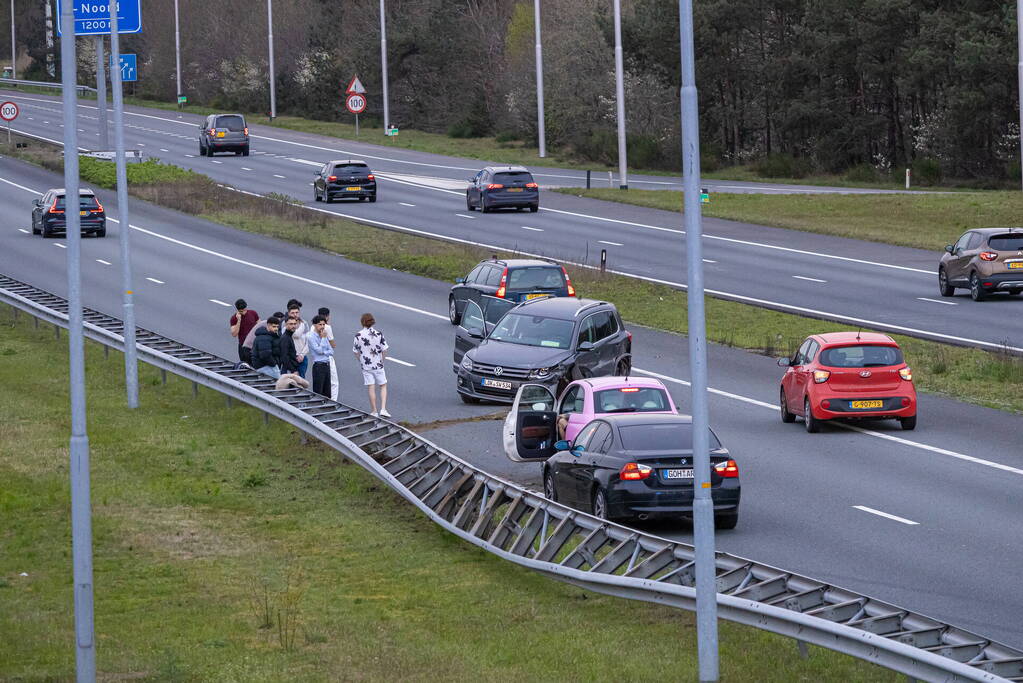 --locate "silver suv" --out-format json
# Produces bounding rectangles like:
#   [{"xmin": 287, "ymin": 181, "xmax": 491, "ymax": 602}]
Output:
[{"xmin": 199, "ymin": 114, "xmax": 249, "ymax": 157}]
